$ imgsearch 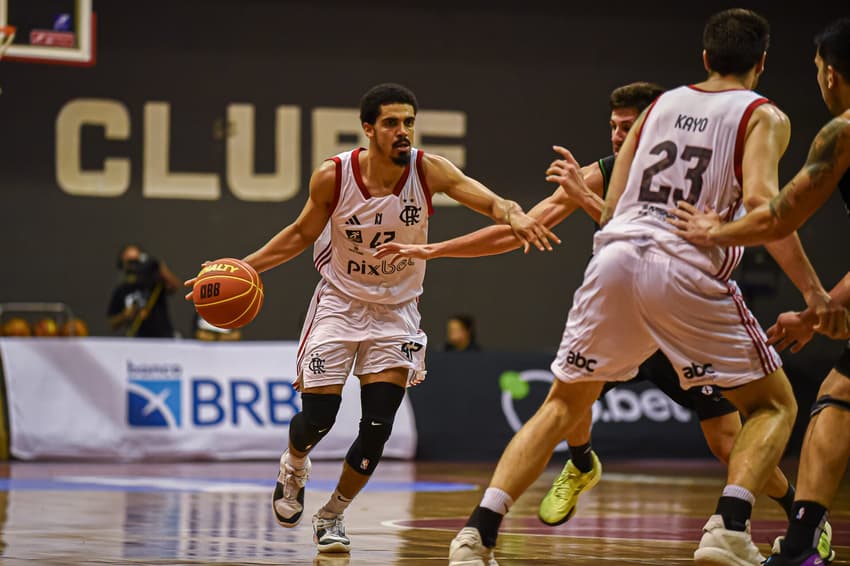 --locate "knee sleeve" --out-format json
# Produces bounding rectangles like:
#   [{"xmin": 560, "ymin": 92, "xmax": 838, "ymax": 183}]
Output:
[
  {"xmin": 345, "ymin": 382, "xmax": 405, "ymax": 475},
  {"xmin": 810, "ymin": 394, "xmax": 850, "ymax": 417},
  {"xmin": 289, "ymin": 393, "xmax": 342, "ymax": 452}
]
